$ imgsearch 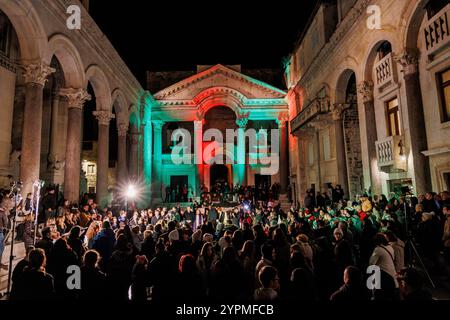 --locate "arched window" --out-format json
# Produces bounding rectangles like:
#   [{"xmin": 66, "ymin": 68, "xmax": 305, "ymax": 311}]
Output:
[
  {"xmin": 426, "ymin": 0, "xmax": 448, "ymax": 19},
  {"xmin": 377, "ymin": 41, "xmax": 392, "ymax": 60},
  {"xmin": 0, "ymin": 10, "xmax": 12, "ymax": 56}
]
